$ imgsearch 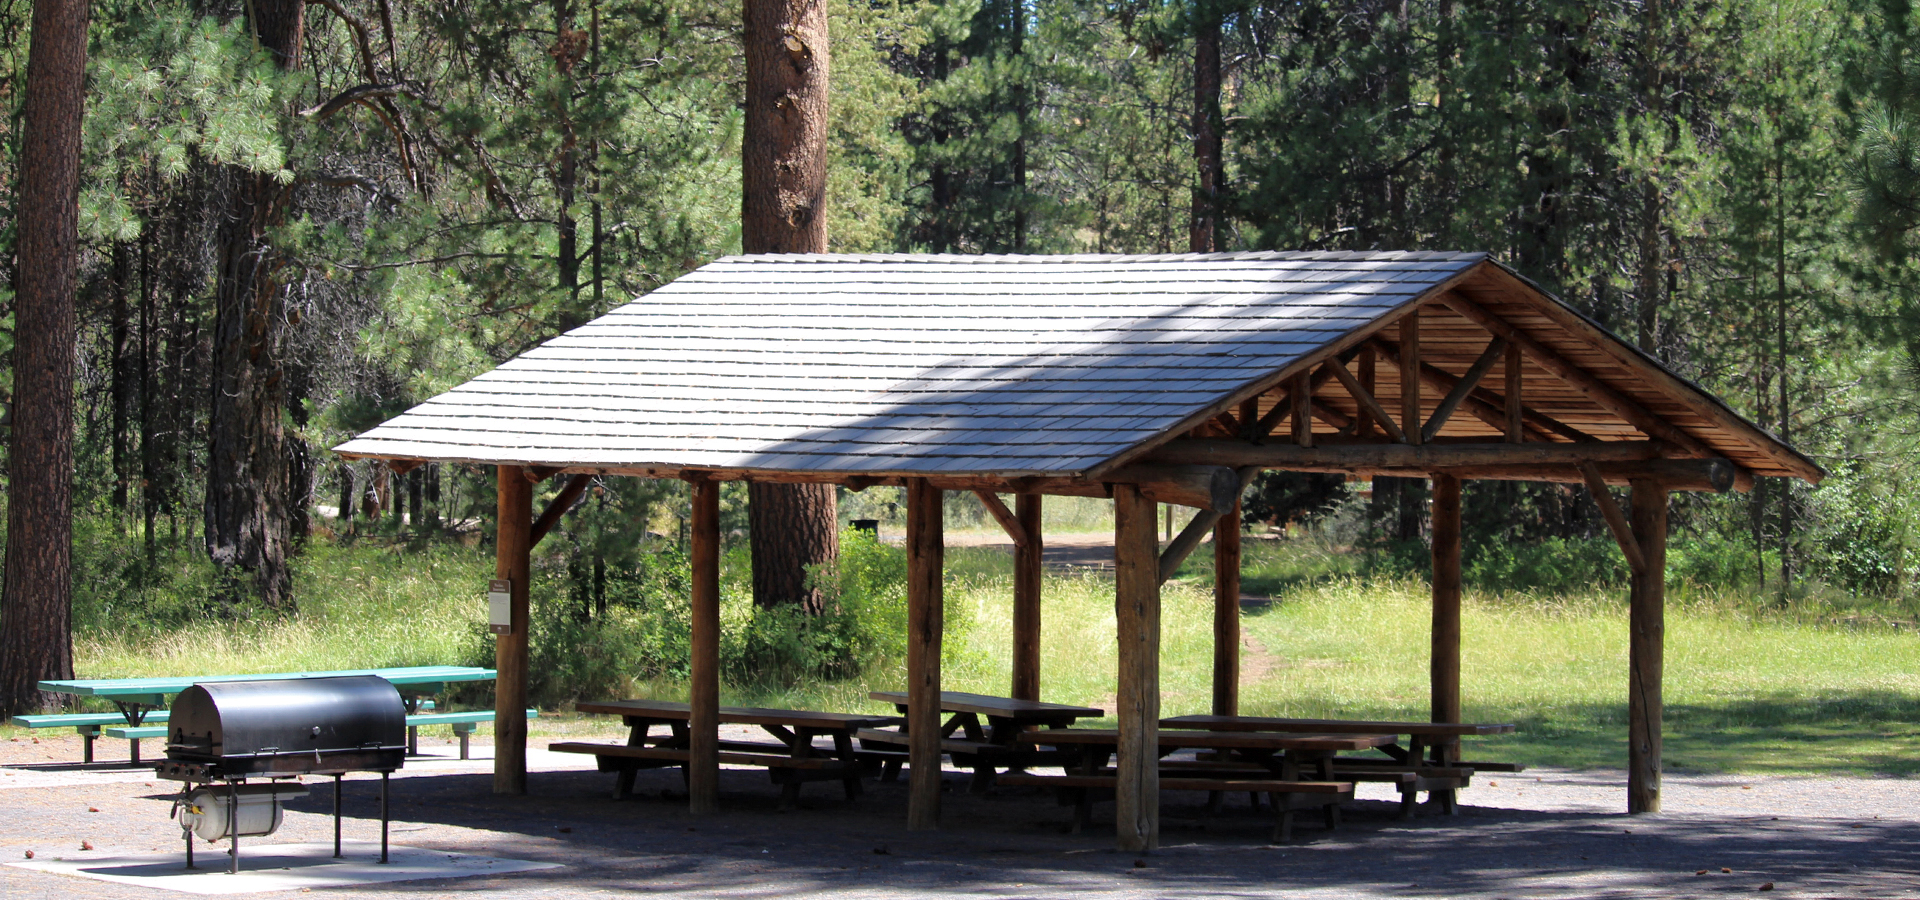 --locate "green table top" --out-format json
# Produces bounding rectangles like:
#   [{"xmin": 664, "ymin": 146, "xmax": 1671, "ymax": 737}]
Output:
[{"xmin": 38, "ymin": 665, "xmax": 495, "ymax": 698}]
